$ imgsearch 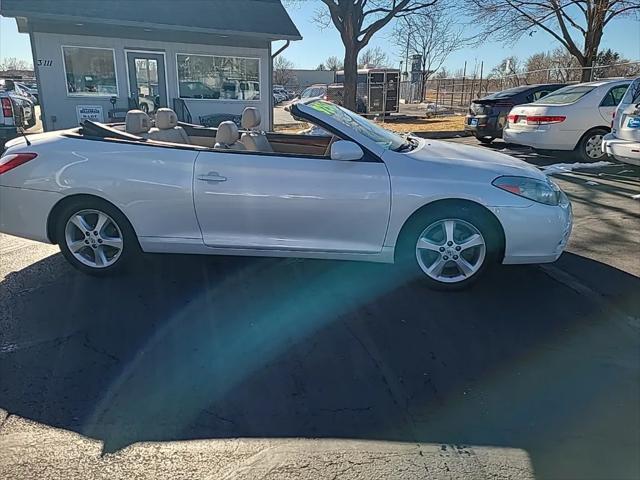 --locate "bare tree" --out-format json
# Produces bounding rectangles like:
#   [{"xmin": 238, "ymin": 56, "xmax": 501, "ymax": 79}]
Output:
[
  {"xmin": 324, "ymin": 55, "xmax": 344, "ymax": 71},
  {"xmin": 314, "ymin": 0, "xmax": 438, "ymax": 110},
  {"xmin": 358, "ymin": 46, "xmax": 389, "ymax": 68},
  {"xmin": 488, "ymin": 56, "xmax": 524, "ymax": 88},
  {"xmin": 465, "ymin": 0, "xmax": 640, "ymax": 82},
  {"xmin": 524, "ymin": 52, "xmax": 554, "ymax": 83},
  {"xmin": 273, "ymin": 56, "xmax": 295, "ymax": 86},
  {"xmin": 0, "ymin": 57, "xmax": 33, "ymax": 72},
  {"xmin": 392, "ymin": 7, "xmax": 465, "ymax": 102}
]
